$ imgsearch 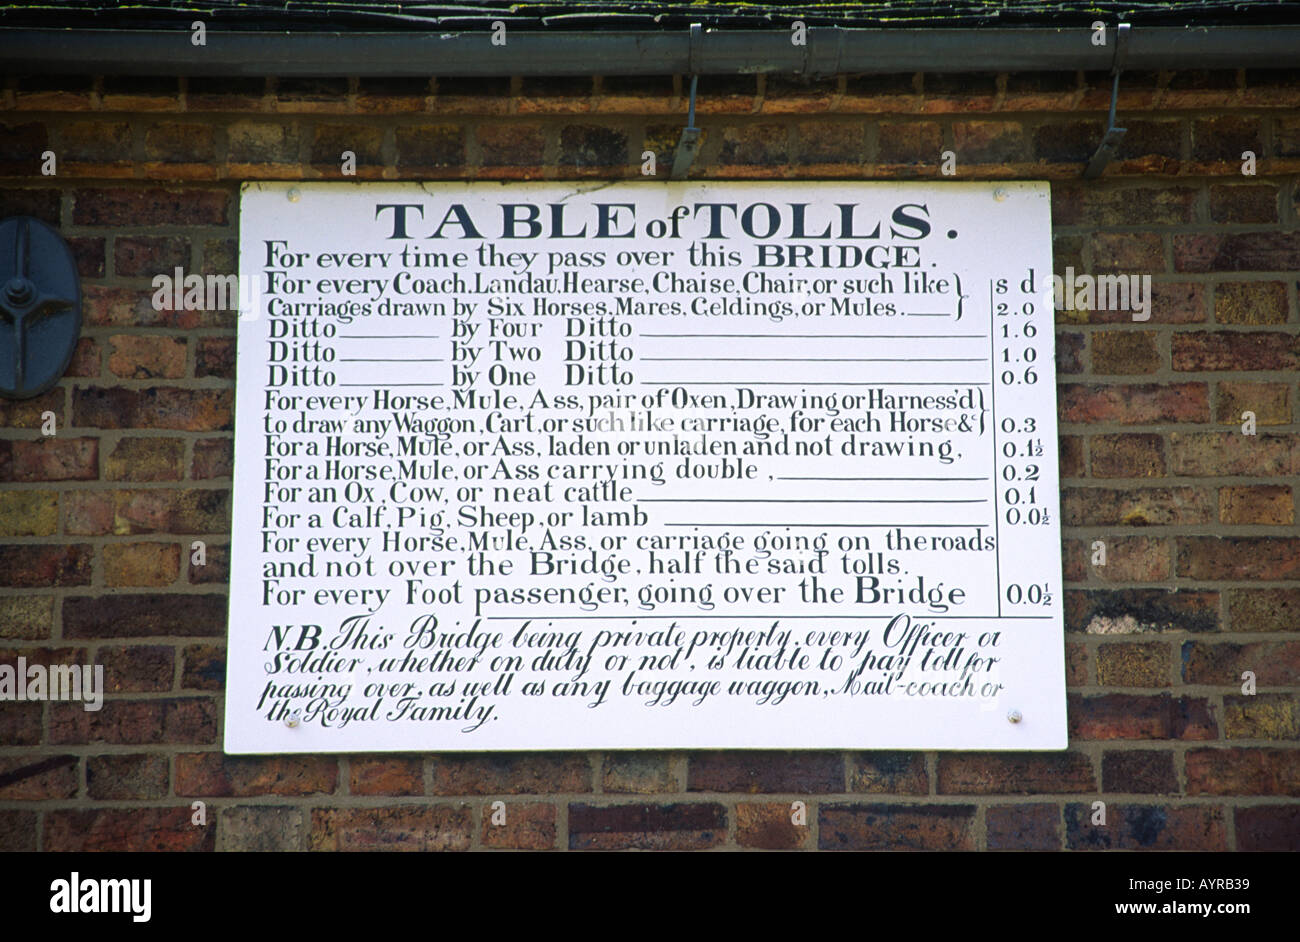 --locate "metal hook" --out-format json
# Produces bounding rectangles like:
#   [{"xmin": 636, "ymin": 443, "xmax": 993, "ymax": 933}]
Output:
[{"xmin": 1083, "ymin": 23, "xmax": 1130, "ymax": 179}]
